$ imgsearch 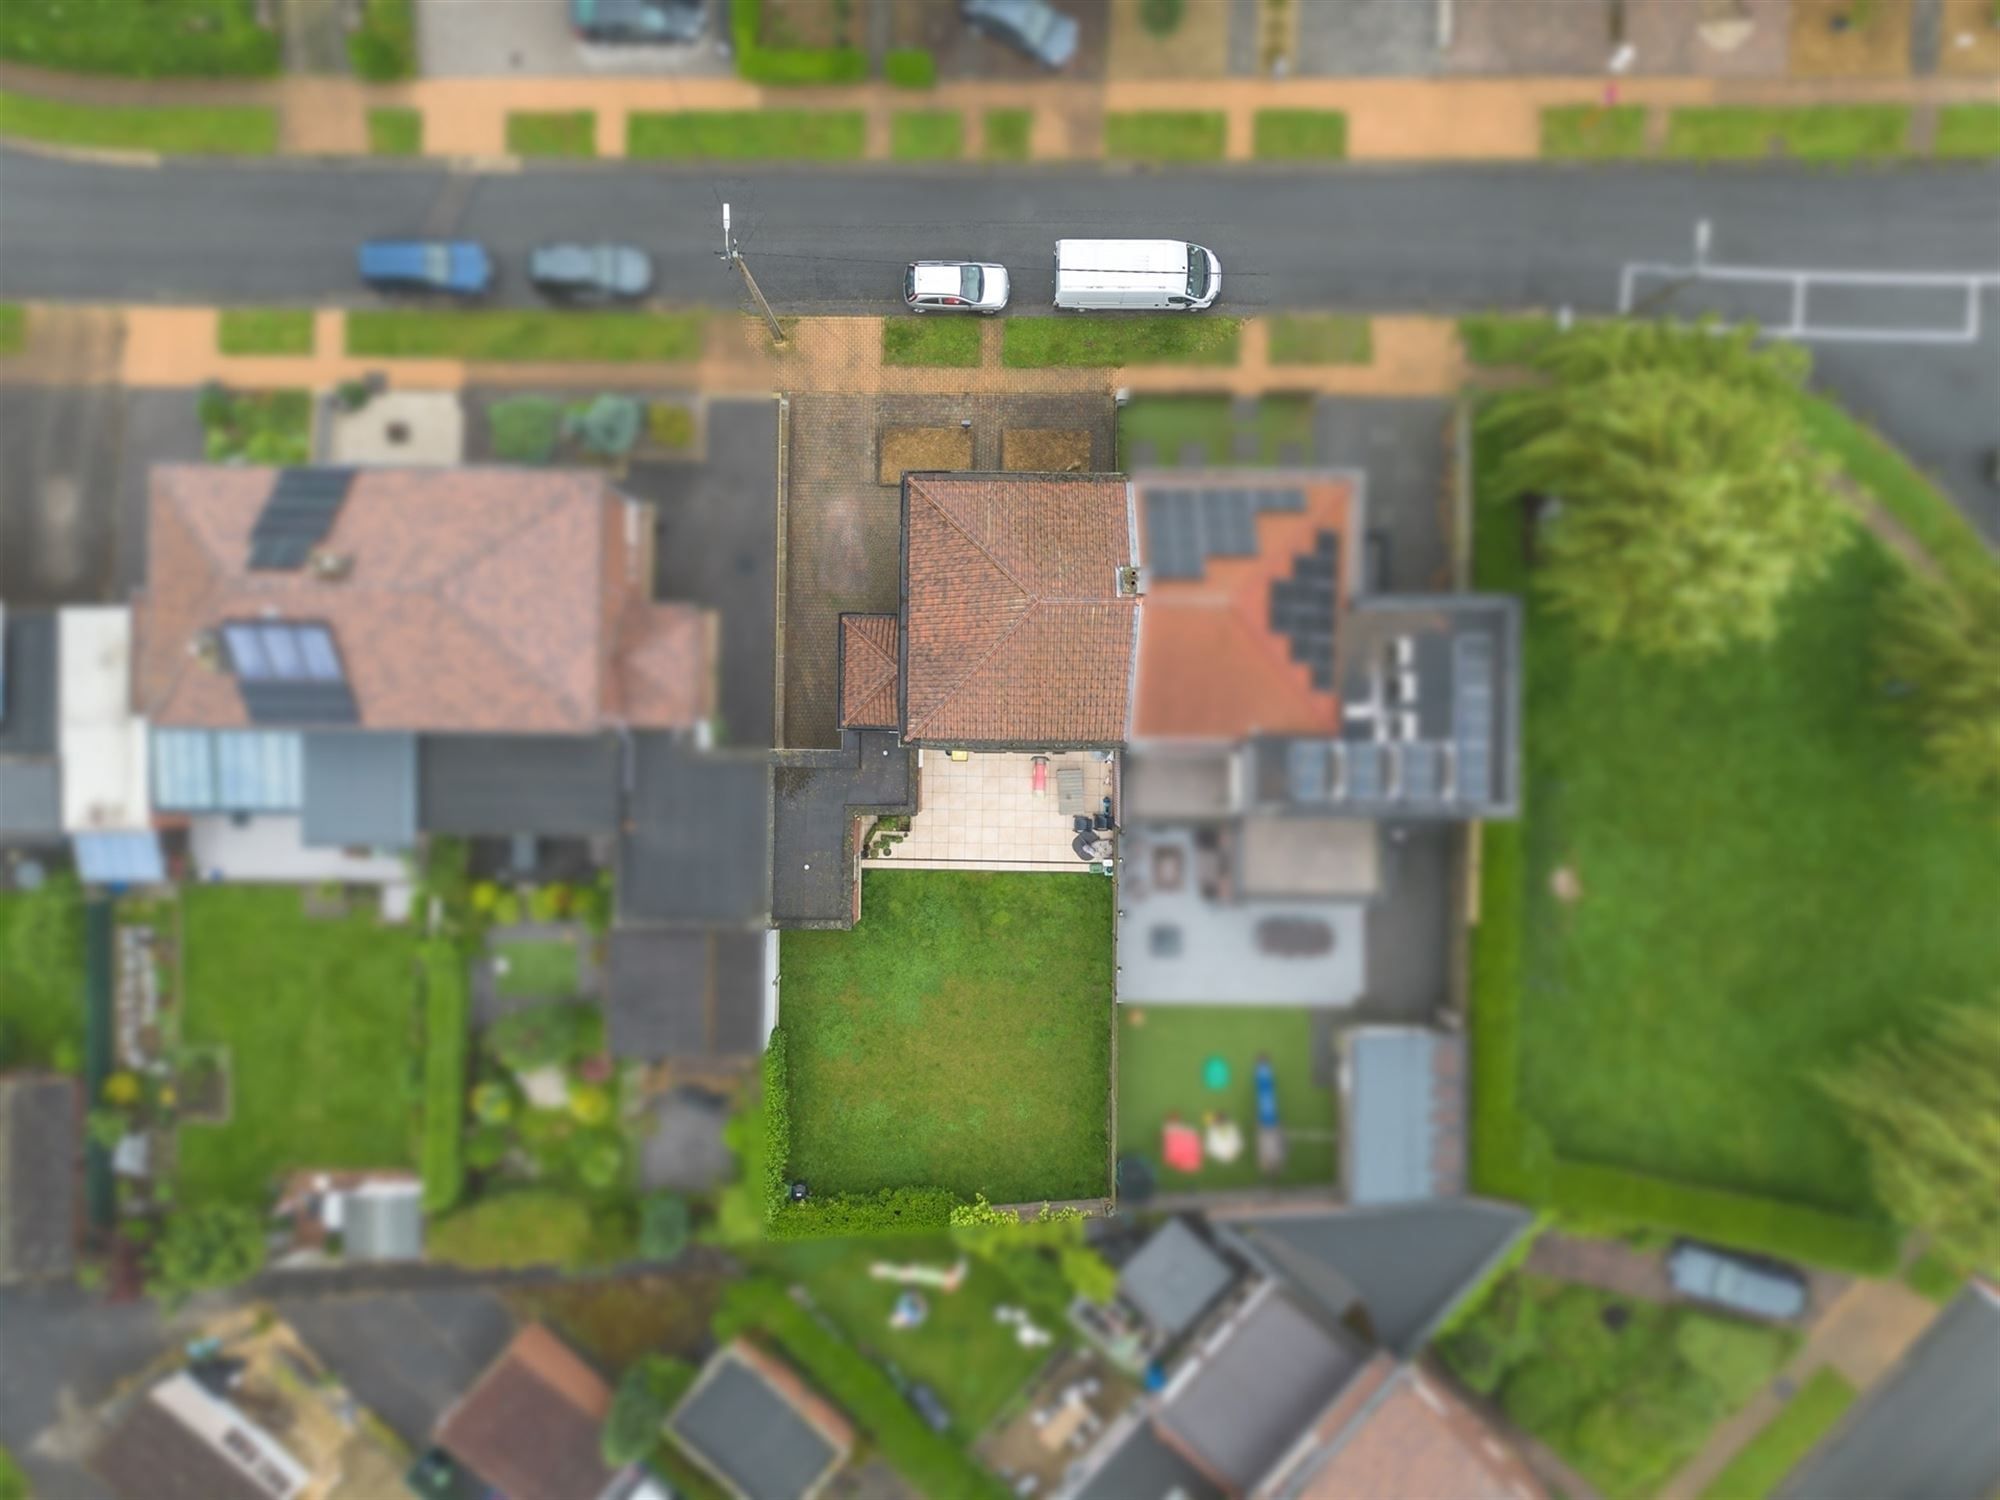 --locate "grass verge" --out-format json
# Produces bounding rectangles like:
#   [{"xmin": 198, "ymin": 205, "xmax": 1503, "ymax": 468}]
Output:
[
  {"xmin": 984, "ymin": 107, "xmax": 1032, "ymax": 160},
  {"xmin": 507, "ymin": 109, "xmax": 596, "ymax": 158},
  {"xmin": 1699, "ymin": 1367, "xmax": 1856, "ymax": 1500},
  {"xmin": 1542, "ymin": 104, "xmax": 1648, "ymax": 158},
  {"xmin": 627, "ymin": 110, "xmax": 865, "ymax": 160},
  {"xmin": 0, "ymin": 0, "xmax": 279, "ymax": 77},
  {"xmin": 891, "ymin": 109, "xmax": 962, "ymax": 160},
  {"xmin": 0, "ymin": 88, "xmax": 276, "ymax": 154},
  {"xmin": 346, "ymin": 310, "xmax": 705, "ymax": 362},
  {"xmin": 1267, "ymin": 313, "xmax": 1372, "ymax": 364},
  {"xmin": 777, "ymin": 871, "xmax": 1111, "ymax": 1204},
  {"xmin": 1934, "ymin": 103, "xmax": 2000, "ymax": 159},
  {"xmin": 1252, "ymin": 109, "xmax": 1347, "ymax": 159},
  {"xmin": 0, "ymin": 303, "xmax": 24, "ymax": 357},
  {"xmin": 366, "ymin": 106, "xmax": 422, "ymax": 157},
  {"xmin": 1004, "ymin": 315, "xmax": 1240, "ymax": 368},
  {"xmin": 216, "ymin": 308, "xmax": 313, "ymax": 356},
  {"xmin": 882, "ymin": 317, "xmax": 983, "ymax": 367},
  {"xmin": 1666, "ymin": 105, "xmax": 1909, "ymax": 161},
  {"xmin": 1104, "ymin": 110, "xmax": 1227, "ymax": 162}
]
